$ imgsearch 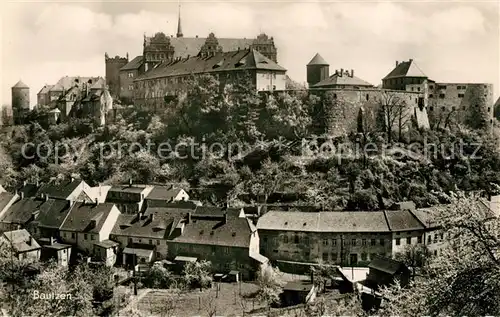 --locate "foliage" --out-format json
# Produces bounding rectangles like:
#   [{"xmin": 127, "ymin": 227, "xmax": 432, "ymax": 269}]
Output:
[
  {"xmin": 182, "ymin": 260, "xmax": 213, "ymax": 290},
  {"xmin": 255, "ymin": 265, "xmax": 284, "ymax": 311},
  {"xmin": 143, "ymin": 263, "xmax": 173, "ymax": 289}
]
